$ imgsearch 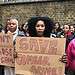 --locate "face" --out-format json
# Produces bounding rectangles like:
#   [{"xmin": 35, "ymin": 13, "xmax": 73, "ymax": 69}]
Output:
[
  {"xmin": 55, "ymin": 23, "xmax": 59, "ymax": 29},
  {"xmin": 35, "ymin": 20, "xmax": 45, "ymax": 37},
  {"xmin": 70, "ymin": 26, "xmax": 74, "ymax": 32},
  {"xmin": 7, "ymin": 19, "xmax": 17, "ymax": 32},
  {"xmin": 23, "ymin": 23, "xmax": 28, "ymax": 31},
  {"xmin": 63, "ymin": 25, "xmax": 69, "ymax": 33}
]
